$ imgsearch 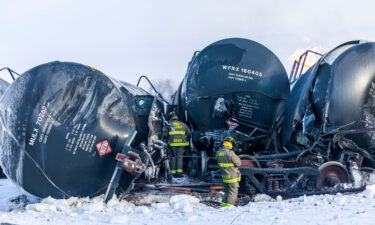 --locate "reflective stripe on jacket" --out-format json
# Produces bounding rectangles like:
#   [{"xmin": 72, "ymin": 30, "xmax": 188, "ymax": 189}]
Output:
[
  {"xmin": 167, "ymin": 120, "xmax": 191, "ymax": 147},
  {"xmin": 215, "ymin": 147, "xmax": 241, "ymax": 183},
  {"xmin": 222, "ymin": 176, "xmax": 241, "ymax": 183}
]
